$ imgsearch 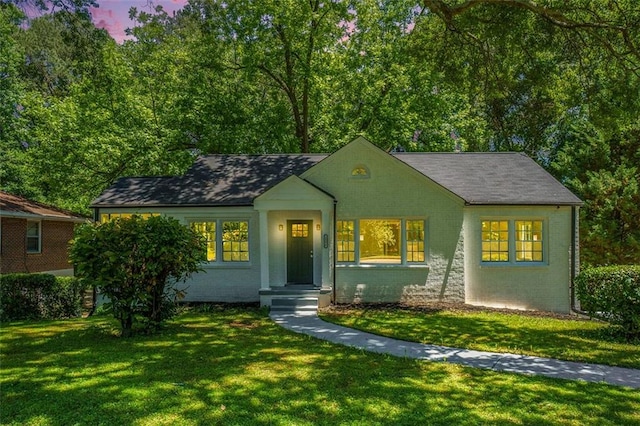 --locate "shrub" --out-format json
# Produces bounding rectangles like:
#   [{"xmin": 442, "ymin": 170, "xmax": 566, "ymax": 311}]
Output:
[
  {"xmin": 0, "ymin": 274, "xmax": 89, "ymax": 321},
  {"xmin": 70, "ymin": 215, "xmax": 205, "ymax": 336},
  {"xmin": 576, "ymin": 265, "xmax": 640, "ymax": 339}
]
